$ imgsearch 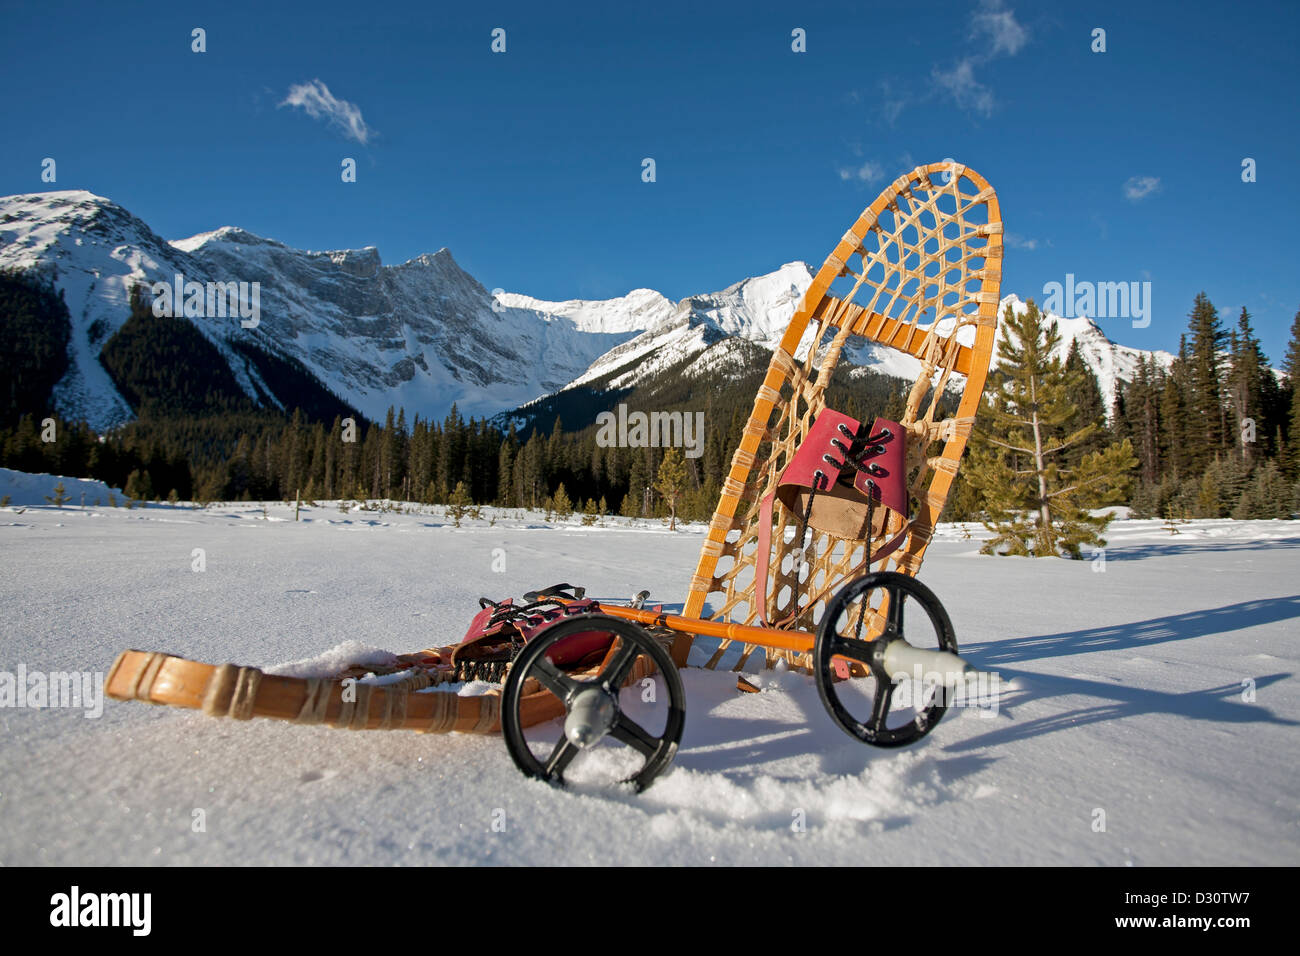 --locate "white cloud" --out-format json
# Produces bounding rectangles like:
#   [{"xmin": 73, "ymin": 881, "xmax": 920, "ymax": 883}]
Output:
[
  {"xmin": 934, "ymin": 1, "xmax": 1028, "ymax": 117},
  {"xmin": 838, "ymin": 161, "xmax": 885, "ymax": 184},
  {"xmin": 933, "ymin": 58, "xmax": 995, "ymax": 116},
  {"xmin": 877, "ymin": 79, "xmax": 909, "ymax": 125},
  {"xmin": 279, "ymin": 79, "xmax": 374, "ymax": 145},
  {"xmin": 1005, "ymin": 233, "xmax": 1038, "ymax": 251},
  {"xmin": 1123, "ymin": 176, "xmax": 1161, "ymax": 201},
  {"xmin": 972, "ymin": 0, "xmax": 1028, "ymax": 56}
]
